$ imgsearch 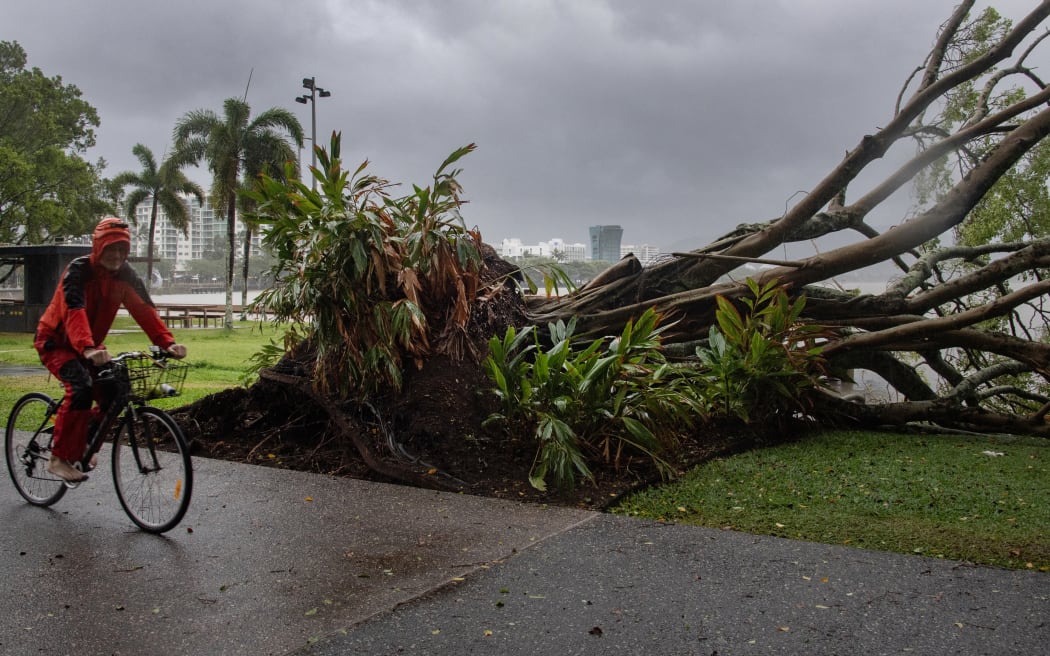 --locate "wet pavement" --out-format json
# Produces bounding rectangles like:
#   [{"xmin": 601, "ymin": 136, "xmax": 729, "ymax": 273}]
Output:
[
  {"xmin": 1, "ymin": 454, "xmax": 1047, "ymax": 655},
  {"xmin": 0, "ymin": 364, "xmax": 47, "ymax": 376},
  {"xmin": 0, "ymin": 455, "xmax": 591, "ymax": 655}
]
